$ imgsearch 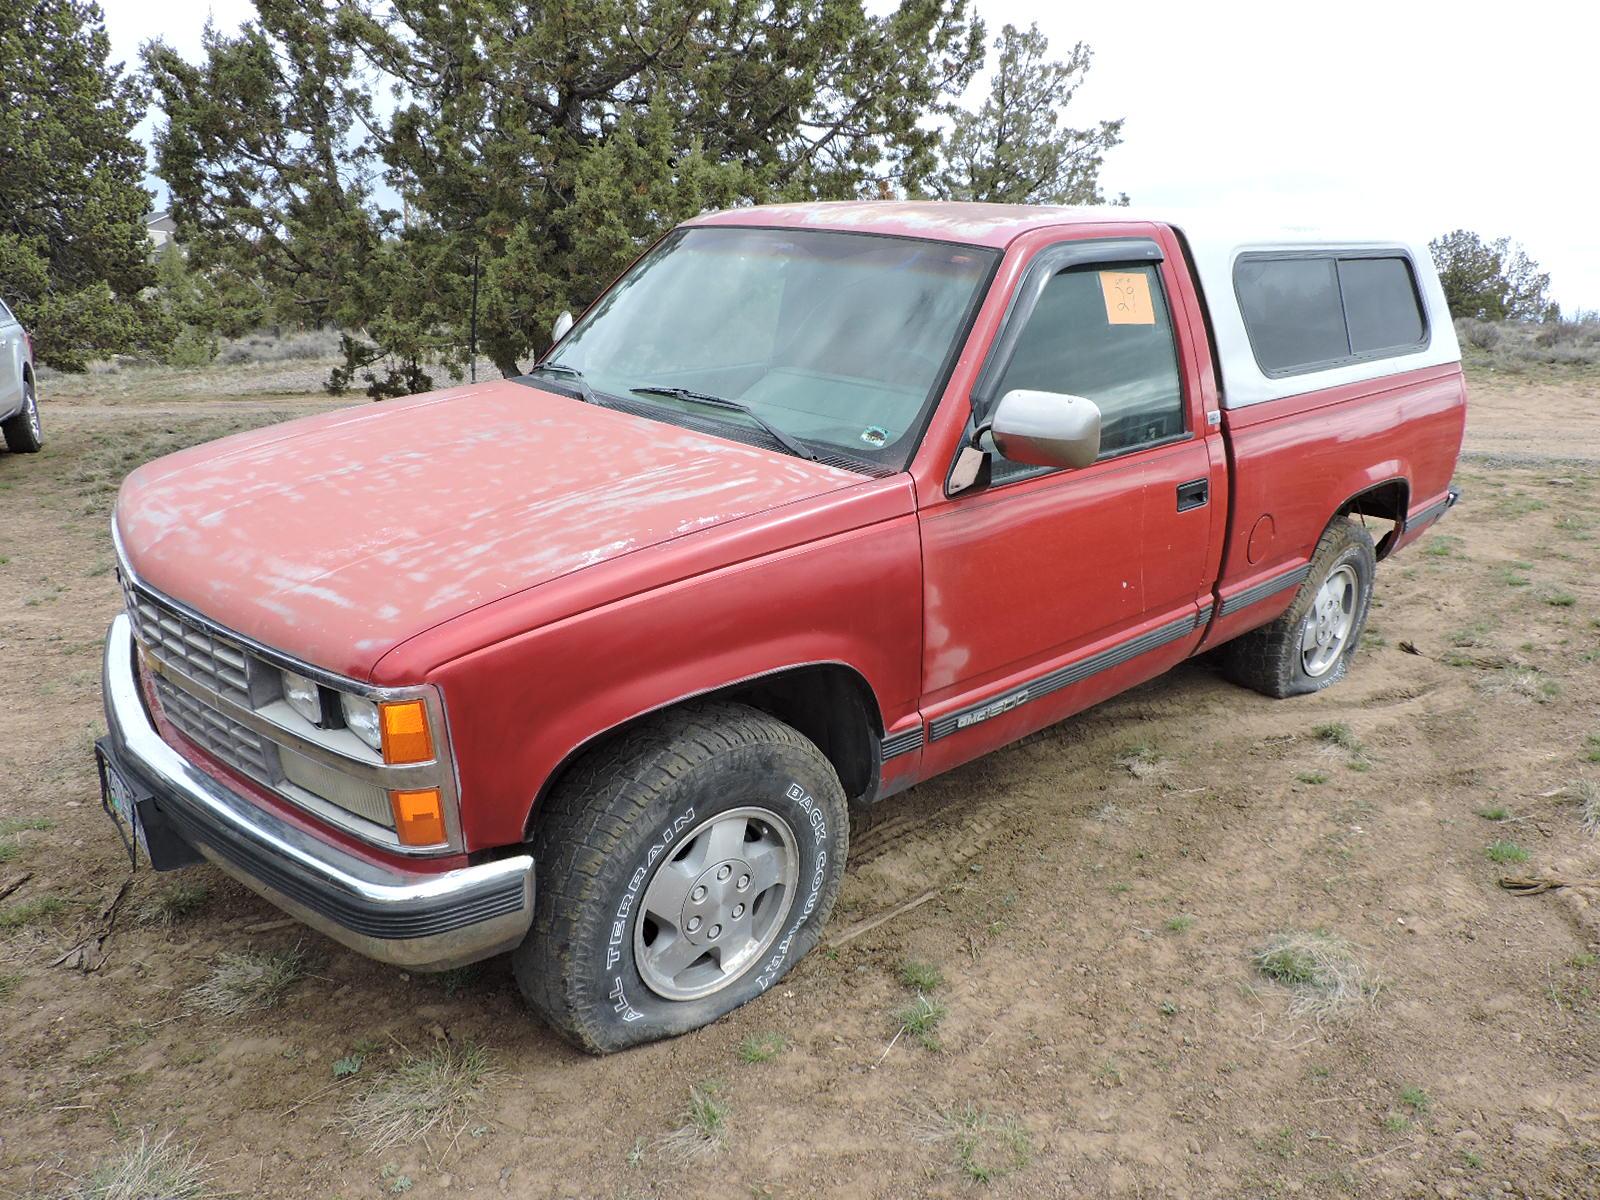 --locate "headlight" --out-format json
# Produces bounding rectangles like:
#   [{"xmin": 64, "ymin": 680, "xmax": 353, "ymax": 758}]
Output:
[
  {"xmin": 340, "ymin": 693, "xmax": 382, "ymax": 752},
  {"xmin": 281, "ymin": 669, "xmax": 323, "ymax": 725}
]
